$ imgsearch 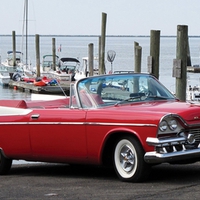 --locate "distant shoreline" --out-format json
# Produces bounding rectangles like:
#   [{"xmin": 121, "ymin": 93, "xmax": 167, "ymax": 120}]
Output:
[{"xmin": 0, "ymin": 34, "xmax": 199, "ymax": 38}]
